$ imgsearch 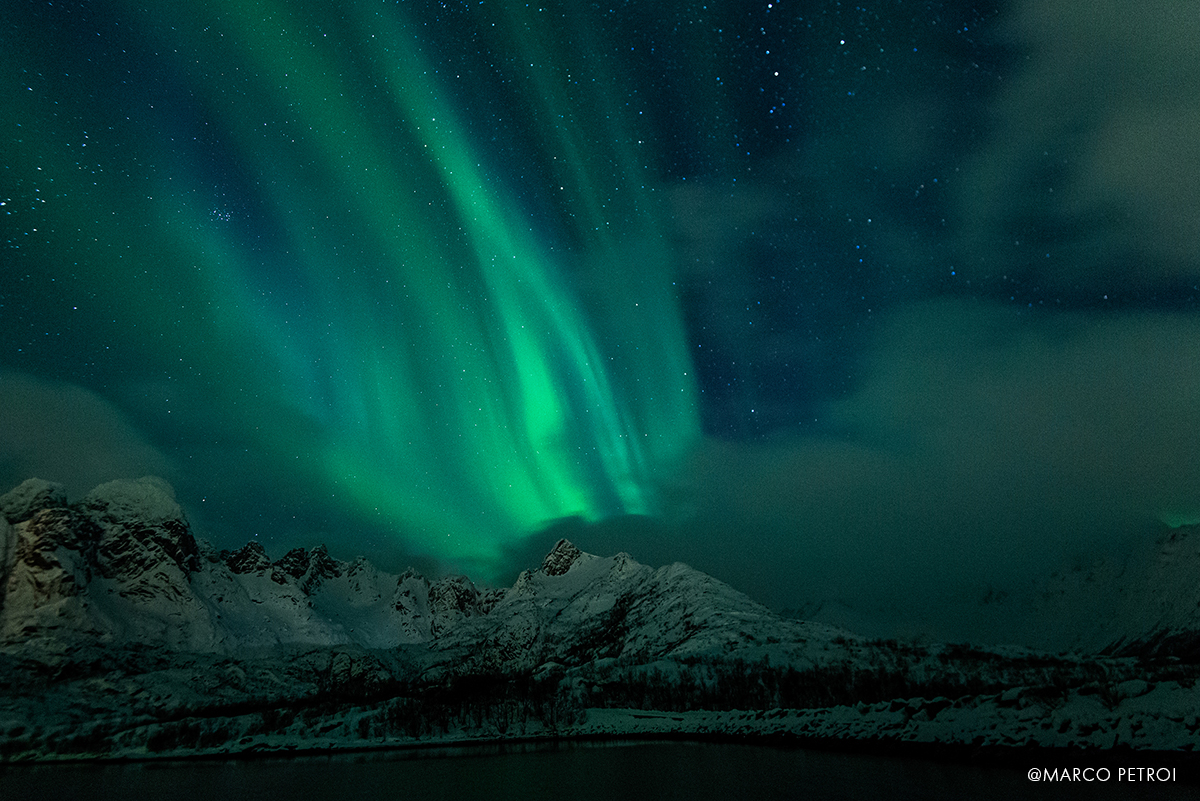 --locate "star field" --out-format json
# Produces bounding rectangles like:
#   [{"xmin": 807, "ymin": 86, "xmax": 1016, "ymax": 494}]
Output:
[{"xmin": 5, "ymin": 1, "xmax": 1200, "ymax": 638}]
